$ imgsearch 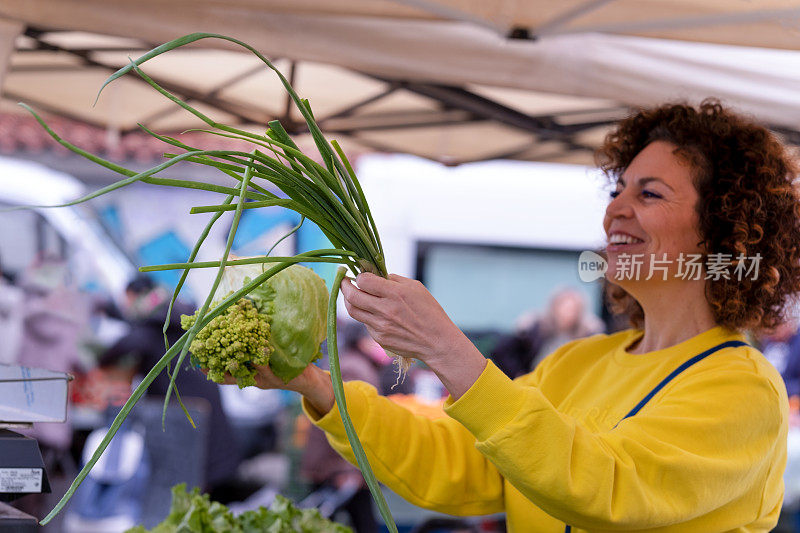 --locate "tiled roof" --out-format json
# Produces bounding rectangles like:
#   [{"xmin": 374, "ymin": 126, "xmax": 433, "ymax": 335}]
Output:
[{"xmin": 0, "ymin": 113, "xmax": 258, "ymax": 163}]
